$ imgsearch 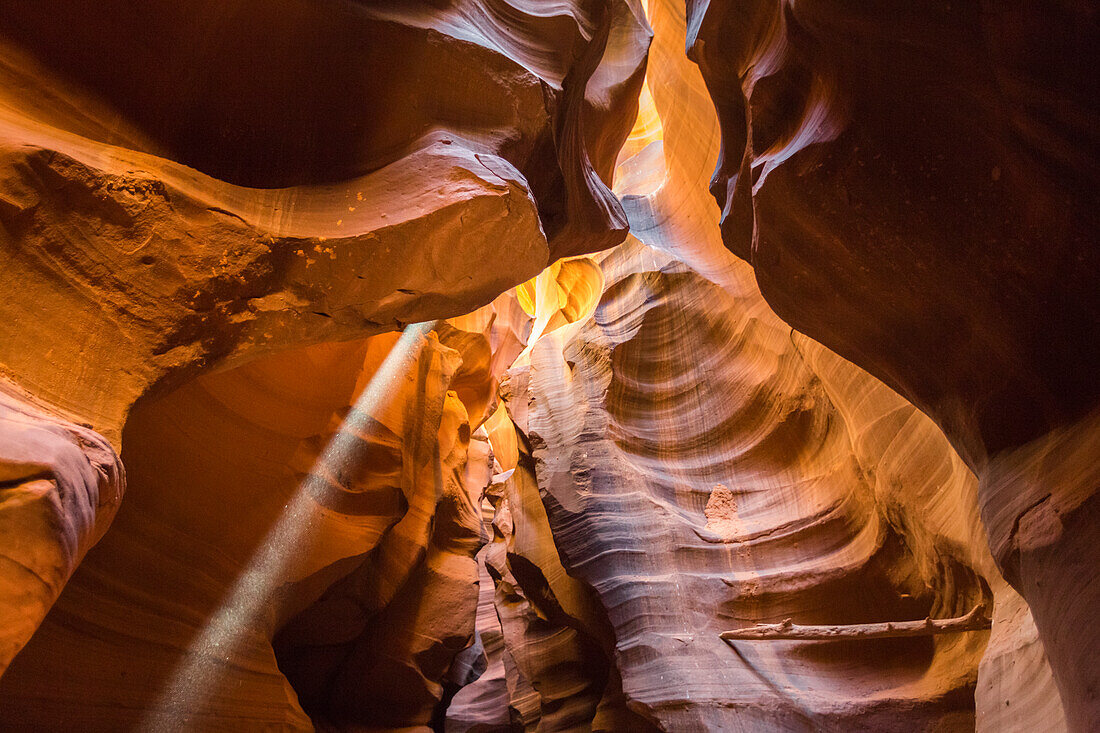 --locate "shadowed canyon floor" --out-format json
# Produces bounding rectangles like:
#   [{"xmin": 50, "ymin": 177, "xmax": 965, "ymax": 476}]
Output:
[{"xmin": 0, "ymin": 1, "xmax": 1095, "ymax": 731}]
